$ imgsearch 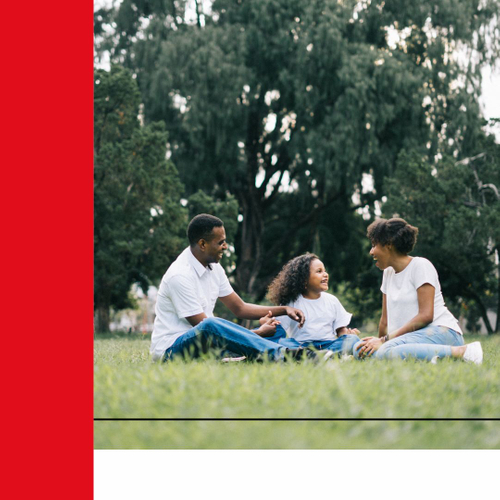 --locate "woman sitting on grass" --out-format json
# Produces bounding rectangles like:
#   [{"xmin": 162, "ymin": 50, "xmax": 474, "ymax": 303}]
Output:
[
  {"xmin": 259, "ymin": 253, "xmax": 360, "ymax": 358},
  {"xmin": 354, "ymin": 217, "xmax": 483, "ymax": 364}
]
